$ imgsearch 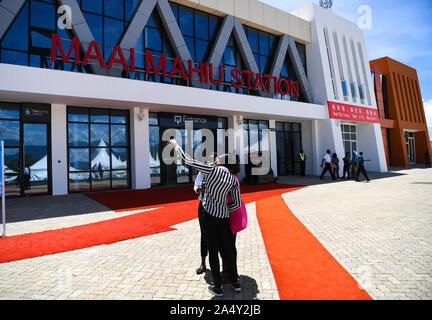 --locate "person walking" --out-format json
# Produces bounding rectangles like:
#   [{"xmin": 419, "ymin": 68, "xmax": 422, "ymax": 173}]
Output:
[
  {"xmin": 351, "ymin": 151, "xmax": 359, "ymax": 179},
  {"xmin": 169, "ymin": 138, "xmax": 242, "ymax": 297},
  {"xmin": 425, "ymin": 150, "xmax": 431, "ymax": 168},
  {"xmin": 331, "ymin": 153, "xmax": 340, "ymax": 179},
  {"xmin": 342, "ymin": 152, "xmax": 351, "ymax": 179},
  {"xmin": 298, "ymin": 149, "xmax": 306, "ymax": 176},
  {"xmin": 320, "ymin": 149, "xmax": 336, "ymax": 180},
  {"xmin": 356, "ymin": 152, "xmax": 371, "ymax": 182}
]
